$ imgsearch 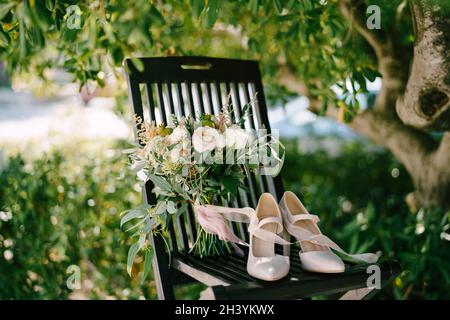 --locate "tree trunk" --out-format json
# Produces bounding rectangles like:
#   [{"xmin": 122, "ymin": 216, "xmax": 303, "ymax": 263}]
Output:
[
  {"xmin": 279, "ymin": 0, "xmax": 450, "ymax": 210},
  {"xmin": 396, "ymin": 0, "xmax": 450, "ymax": 131}
]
